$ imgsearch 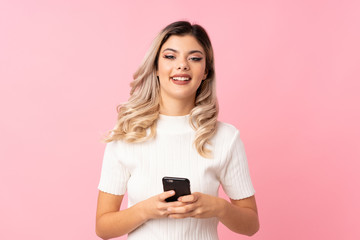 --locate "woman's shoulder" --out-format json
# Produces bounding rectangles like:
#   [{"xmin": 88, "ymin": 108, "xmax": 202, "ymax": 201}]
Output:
[
  {"xmin": 104, "ymin": 138, "xmax": 133, "ymax": 153},
  {"xmin": 215, "ymin": 121, "xmax": 241, "ymax": 140}
]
